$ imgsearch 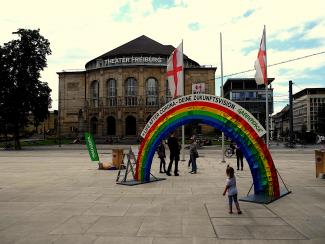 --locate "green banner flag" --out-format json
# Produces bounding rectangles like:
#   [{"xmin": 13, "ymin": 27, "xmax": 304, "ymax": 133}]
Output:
[{"xmin": 85, "ymin": 132, "xmax": 99, "ymax": 162}]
